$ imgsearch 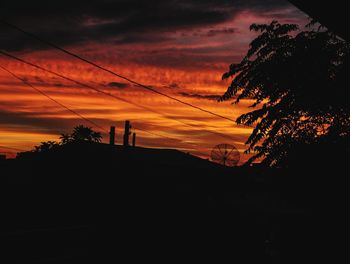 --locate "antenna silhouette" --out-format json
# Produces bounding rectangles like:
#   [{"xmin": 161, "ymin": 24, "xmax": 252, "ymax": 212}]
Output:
[{"xmin": 211, "ymin": 144, "xmax": 240, "ymax": 167}]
